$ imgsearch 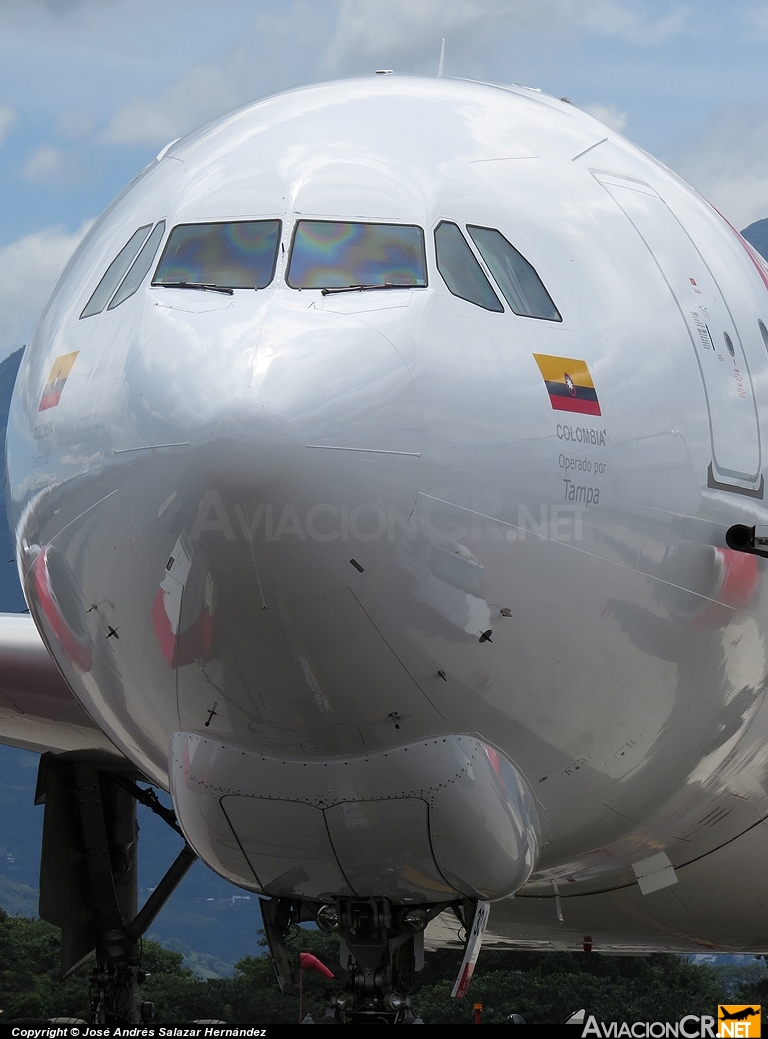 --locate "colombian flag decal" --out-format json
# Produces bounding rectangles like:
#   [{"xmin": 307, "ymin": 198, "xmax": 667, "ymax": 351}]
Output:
[
  {"xmin": 38, "ymin": 351, "xmax": 79, "ymax": 412},
  {"xmin": 533, "ymin": 353, "xmax": 601, "ymax": 417}
]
